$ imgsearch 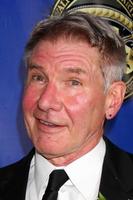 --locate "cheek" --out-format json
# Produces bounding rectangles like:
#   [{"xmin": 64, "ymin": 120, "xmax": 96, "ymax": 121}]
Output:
[
  {"xmin": 64, "ymin": 90, "xmax": 105, "ymax": 123},
  {"xmin": 64, "ymin": 92, "xmax": 91, "ymax": 117},
  {"xmin": 23, "ymin": 86, "xmax": 39, "ymax": 112}
]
